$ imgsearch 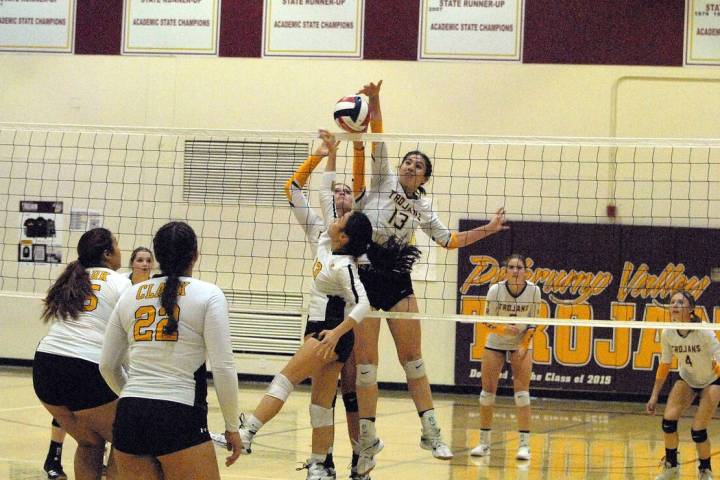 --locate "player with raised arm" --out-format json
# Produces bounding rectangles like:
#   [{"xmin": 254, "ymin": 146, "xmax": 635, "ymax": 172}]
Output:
[
  {"xmin": 100, "ymin": 222, "xmax": 242, "ymax": 479},
  {"xmin": 224, "ymin": 211, "xmax": 375, "ymax": 480},
  {"xmin": 281, "ymin": 128, "xmax": 375, "ymax": 479},
  {"xmin": 33, "ymin": 228, "xmax": 131, "ymax": 480},
  {"xmin": 646, "ymin": 291, "xmax": 720, "ymax": 480},
  {"xmin": 470, "ymin": 254, "xmax": 541, "ymax": 461},
  {"xmin": 351, "ymin": 80, "xmax": 508, "ymax": 475}
]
